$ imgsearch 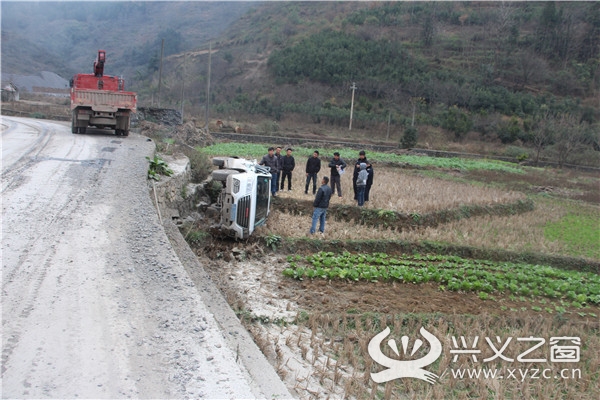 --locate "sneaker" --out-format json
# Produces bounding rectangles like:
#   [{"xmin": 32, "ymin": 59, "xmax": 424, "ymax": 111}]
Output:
[{"xmin": 304, "ymin": 191, "xmax": 308, "ymax": 194}]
